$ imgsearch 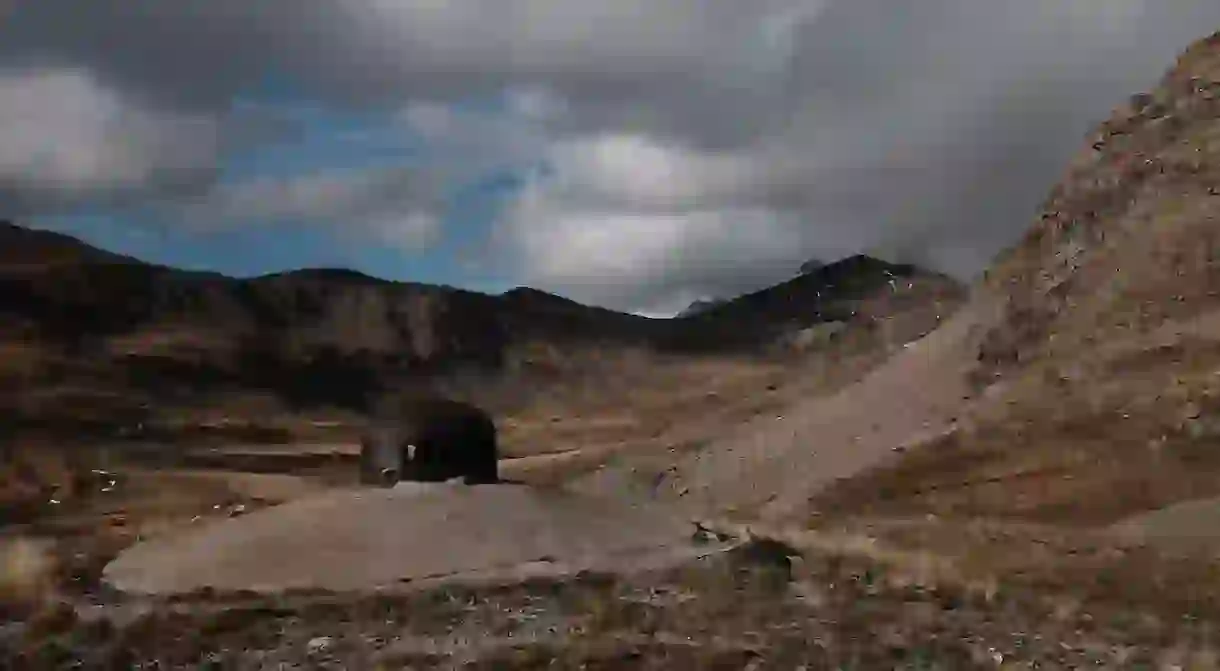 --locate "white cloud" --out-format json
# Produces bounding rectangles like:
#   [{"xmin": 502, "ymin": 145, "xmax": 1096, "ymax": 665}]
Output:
[
  {"xmin": 169, "ymin": 167, "xmax": 446, "ymax": 251},
  {"xmin": 504, "ymin": 204, "xmax": 808, "ymax": 315},
  {"xmin": 0, "ymin": 68, "xmax": 221, "ymax": 211},
  {"xmin": 542, "ymin": 134, "xmax": 765, "ymax": 210},
  {"xmin": 504, "ymin": 85, "xmax": 568, "ymax": 123},
  {"xmin": 398, "ymin": 99, "xmax": 549, "ymax": 174},
  {"xmin": 499, "ymin": 139, "xmax": 813, "ymax": 313},
  {"xmin": 367, "ymin": 210, "xmax": 443, "ymax": 250}
]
